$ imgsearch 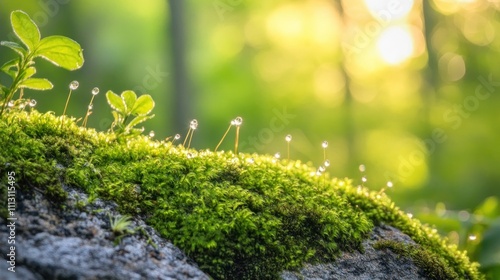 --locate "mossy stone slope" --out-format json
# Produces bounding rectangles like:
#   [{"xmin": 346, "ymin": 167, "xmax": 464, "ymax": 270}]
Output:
[{"xmin": 0, "ymin": 111, "xmax": 484, "ymax": 279}]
